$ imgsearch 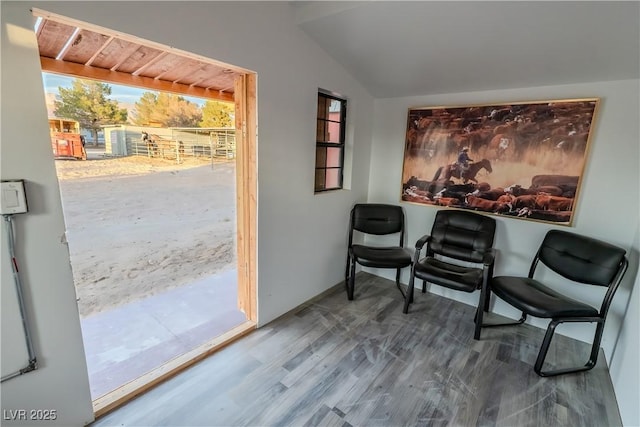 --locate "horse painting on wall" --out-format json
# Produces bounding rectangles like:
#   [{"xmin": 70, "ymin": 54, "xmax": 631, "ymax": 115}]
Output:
[{"xmin": 400, "ymin": 98, "xmax": 599, "ymax": 225}]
